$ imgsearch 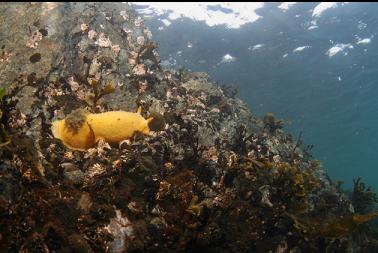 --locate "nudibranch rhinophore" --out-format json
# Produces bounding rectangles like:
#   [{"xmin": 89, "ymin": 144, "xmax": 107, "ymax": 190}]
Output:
[{"xmin": 51, "ymin": 108, "xmax": 155, "ymax": 150}]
